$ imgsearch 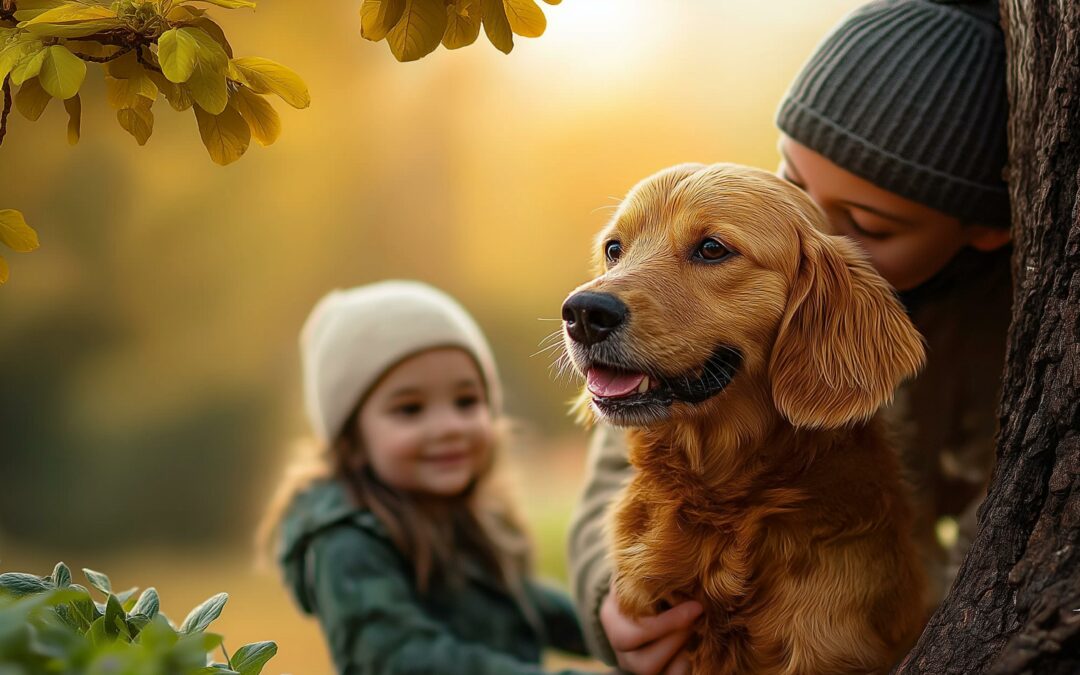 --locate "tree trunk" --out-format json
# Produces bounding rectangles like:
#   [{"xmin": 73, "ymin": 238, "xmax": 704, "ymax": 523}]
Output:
[{"xmin": 897, "ymin": 2, "xmax": 1080, "ymax": 673}]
